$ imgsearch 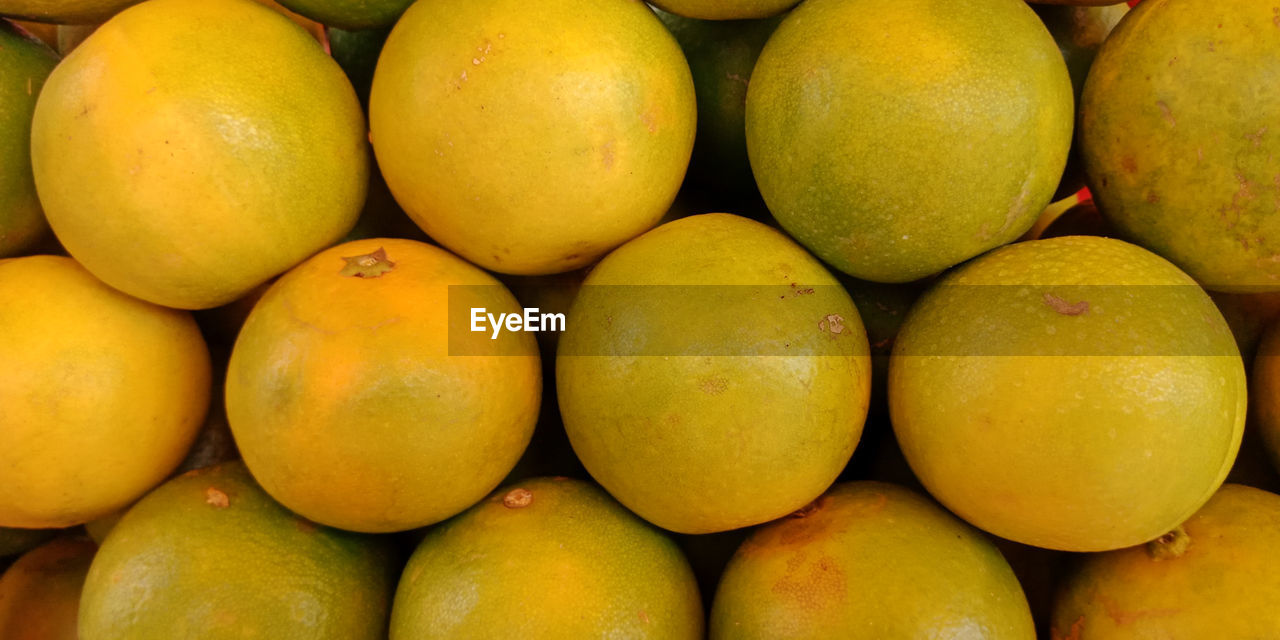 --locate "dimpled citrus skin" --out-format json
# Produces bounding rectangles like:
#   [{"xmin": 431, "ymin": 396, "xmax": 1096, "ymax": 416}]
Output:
[
  {"xmin": 78, "ymin": 462, "xmax": 395, "ymax": 640},
  {"xmin": 30, "ymin": 0, "xmax": 367, "ymax": 310},
  {"xmin": 711, "ymin": 482, "xmax": 1035, "ymax": 640},
  {"xmin": 0, "ymin": 255, "xmax": 210, "ymax": 529},
  {"xmin": 0, "ymin": 537, "xmax": 95, "ymax": 640},
  {"xmin": 0, "ymin": 22, "xmax": 56, "ymax": 257},
  {"xmin": 650, "ymin": 0, "xmax": 796, "ymax": 21},
  {"xmin": 225, "ymin": 238, "xmax": 541, "ymax": 533},
  {"xmin": 746, "ymin": 0, "xmax": 1072, "ymax": 283},
  {"xmin": 0, "ymin": 0, "xmax": 138, "ymax": 22},
  {"xmin": 391, "ymin": 478, "xmax": 703, "ymax": 640},
  {"xmin": 369, "ymin": 0, "xmax": 695, "ymax": 275},
  {"xmin": 1081, "ymin": 0, "xmax": 1280, "ymax": 292},
  {"xmin": 275, "ymin": 0, "xmax": 411, "ymax": 29},
  {"xmin": 558, "ymin": 214, "xmax": 871, "ymax": 534},
  {"xmin": 1051, "ymin": 484, "xmax": 1280, "ymax": 639},
  {"xmin": 890, "ymin": 236, "xmax": 1245, "ymax": 551}
]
